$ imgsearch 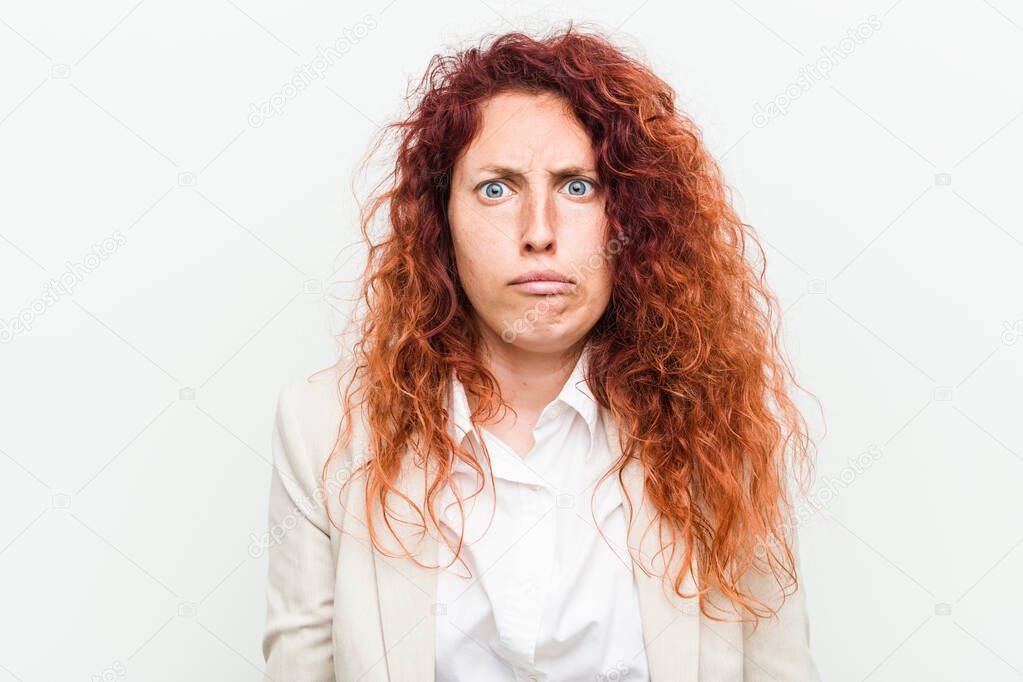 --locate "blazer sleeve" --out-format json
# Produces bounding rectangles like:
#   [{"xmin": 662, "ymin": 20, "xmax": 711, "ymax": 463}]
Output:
[
  {"xmin": 741, "ymin": 527, "xmax": 822, "ymax": 682},
  {"xmin": 262, "ymin": 382, "xmax": 337, "ymax": 682}
]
